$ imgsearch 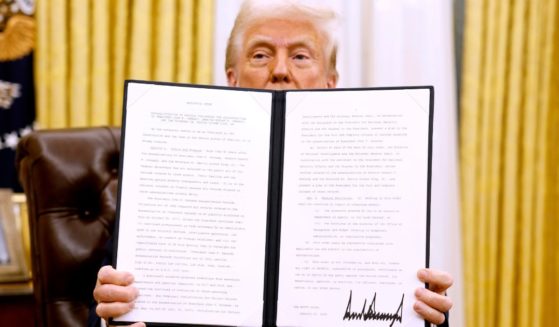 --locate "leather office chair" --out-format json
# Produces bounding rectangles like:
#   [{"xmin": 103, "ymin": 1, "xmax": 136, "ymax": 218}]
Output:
[{"xmin": 16, "ymin": 127, "xmax": 121, "ymax": 326}]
